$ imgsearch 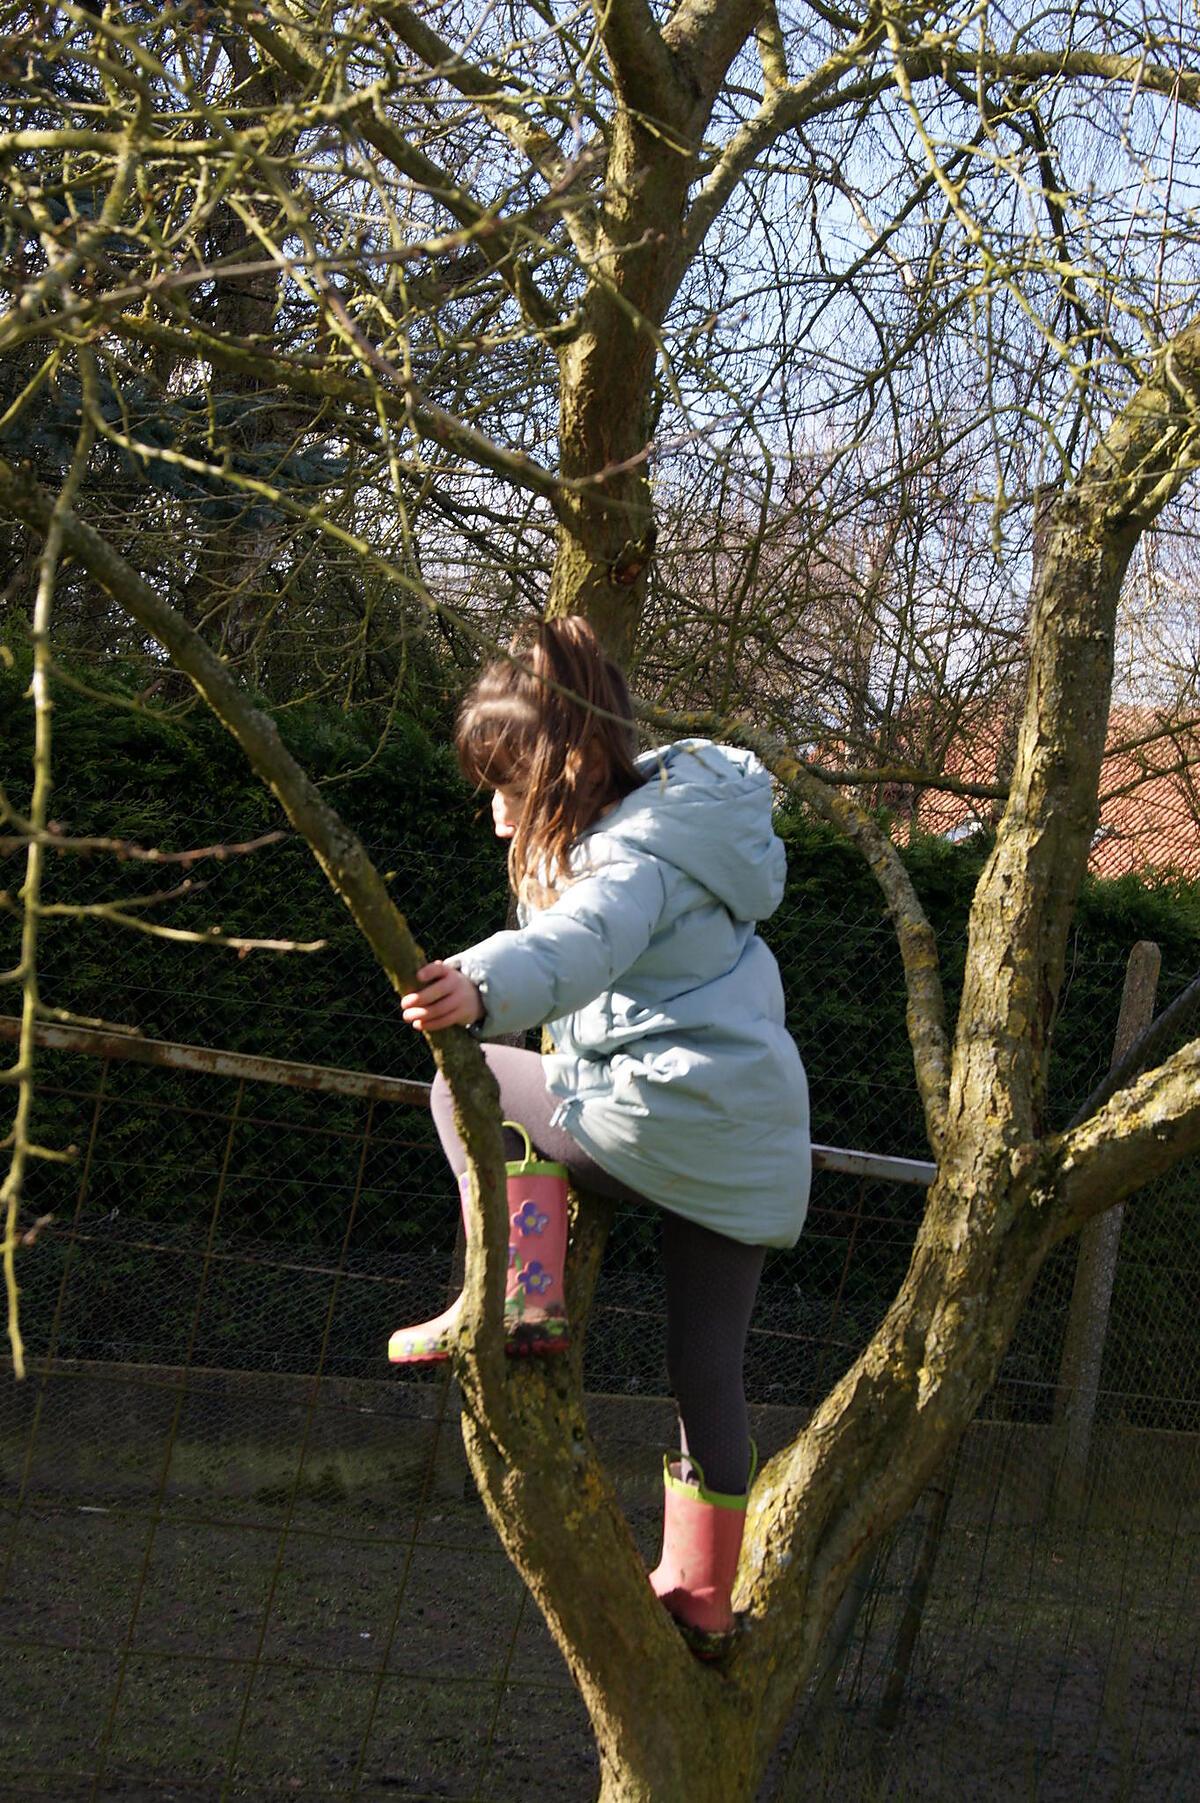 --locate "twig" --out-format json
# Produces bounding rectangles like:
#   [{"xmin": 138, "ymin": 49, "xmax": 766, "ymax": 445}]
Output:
[
  {"xmin": 0, "ymin": 825, "xmax": 288, "ymax": 861},
  {"xmin": 20, "ymin": 892, "xmax": 327, "ymax": 956},
  {"xmin": 2, "ymin": 877, "xmax": 208, "ymax": 916},
  {"xmin": 2, "ymin": 362, "xmax": 94, "ymax": 1380}
]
